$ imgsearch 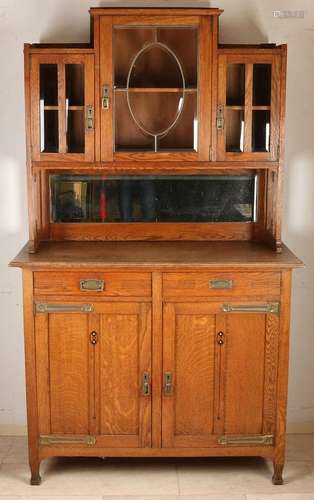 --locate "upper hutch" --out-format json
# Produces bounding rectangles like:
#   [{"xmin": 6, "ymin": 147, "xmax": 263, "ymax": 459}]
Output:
[
  {"xmin": 25, "ymin": 6, "xmax": 286, "ymax": 251},
  {"xmin": 11, "ymin": 6, "xmax": 303, "ymax": 487}
]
